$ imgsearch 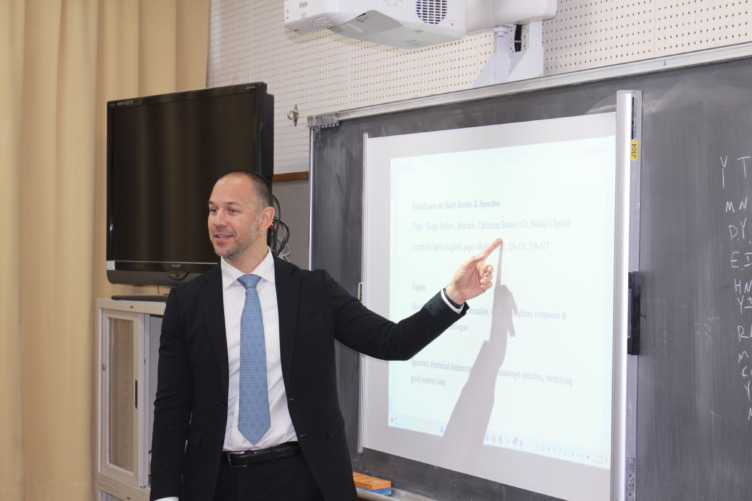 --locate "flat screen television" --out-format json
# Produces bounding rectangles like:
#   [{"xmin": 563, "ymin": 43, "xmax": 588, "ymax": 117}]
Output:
[{"xmin": 106, "ymin": 82, "xmax": 274, "ymax": 287}]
